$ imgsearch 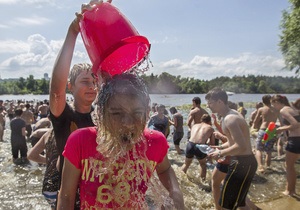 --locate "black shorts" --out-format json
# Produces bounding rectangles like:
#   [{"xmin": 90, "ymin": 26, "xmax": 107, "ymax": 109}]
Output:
[
  {"xmin": 216, "ymin": 162, "xmax": 229, "ymax": 174},
  {"xmin": 173, "ymin": 131, "xmax": 184, "ymax": 145},
  {"xmin": 285, "ymin": 136, "xmax": 300, "ymax": 154},
  {"xmin": 219, "ymin": 154, "xmax": 257, "ymax": 210},
  {"xmin": 185, "ymin": 142, "xmax": 207, "ymax": 160}
]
